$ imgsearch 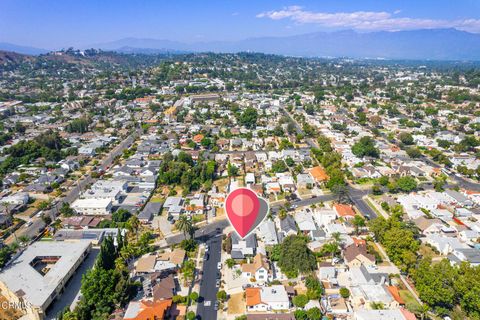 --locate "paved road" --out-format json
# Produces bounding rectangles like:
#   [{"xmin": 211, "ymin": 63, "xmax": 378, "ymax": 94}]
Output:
[
  {"xmin": 165, "ymin": 220, "xmax": 229, "ymax": 246},
  {"xmin": 347, "ymin": 186, "xmax": 377, "ymax": 219},
  {"xmin": 421, "ymin": 157, "xmax": 480, "ymax": 191},
  {"xmin": 165, "ymin": 192, "xmax": 338, "ymax": 247},
  {"xmin": 196, "ymin": 232, "xmax": 222, "ymax": 320},
  {"xmin": 280, "ymin": 106, "xmax": 319, "ymax": 149}
]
